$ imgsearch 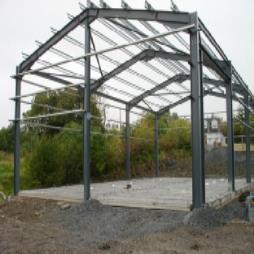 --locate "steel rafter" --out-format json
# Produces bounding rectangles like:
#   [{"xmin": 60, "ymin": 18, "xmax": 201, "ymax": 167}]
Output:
[
  {"xmin": 129, "ymin": 74, "xmax": 189, "ymax": 108},
  {"xmin": 91, "ymin": 49, "xmax": 190, "ymax": 92}
]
